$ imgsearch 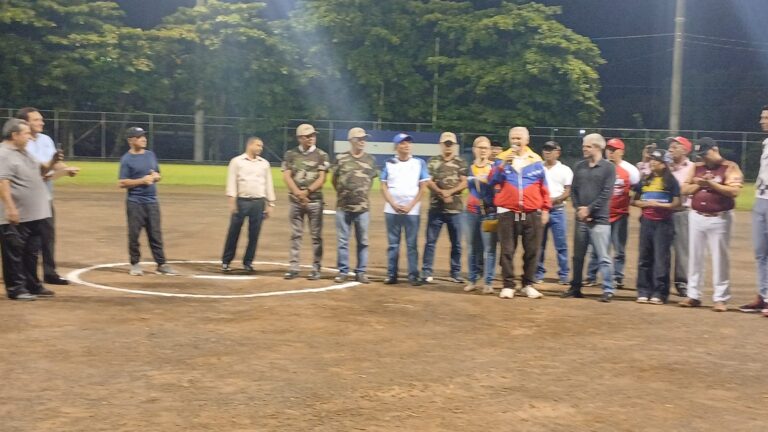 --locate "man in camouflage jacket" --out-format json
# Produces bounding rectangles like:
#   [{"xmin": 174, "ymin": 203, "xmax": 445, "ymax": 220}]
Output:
[
  {"xmin": 281, "ymin": 124, "xmax": 330, "ymax": 280},
  {"xmin": 421, "ymin": 132, "xmax": 468, "ymax": 283},
  {"xmin": 331, "ymin": 127, "xmax": 378, "ymax": 284}
]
